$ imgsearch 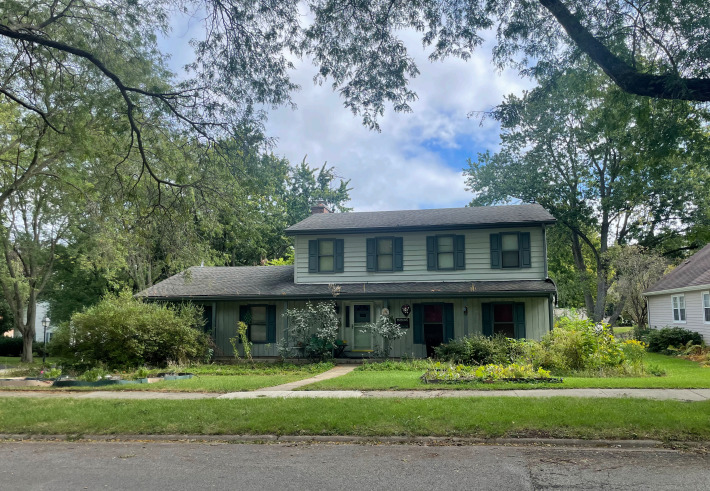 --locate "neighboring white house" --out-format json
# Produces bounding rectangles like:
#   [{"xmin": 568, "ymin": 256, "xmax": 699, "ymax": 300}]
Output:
[
  {"xmin": 643, "ymin": 243, "xmax": 710, "ymax": 341},
  {"xmin": 7, "ymin": 302, "xmax": 55, "ymax": 341}
]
